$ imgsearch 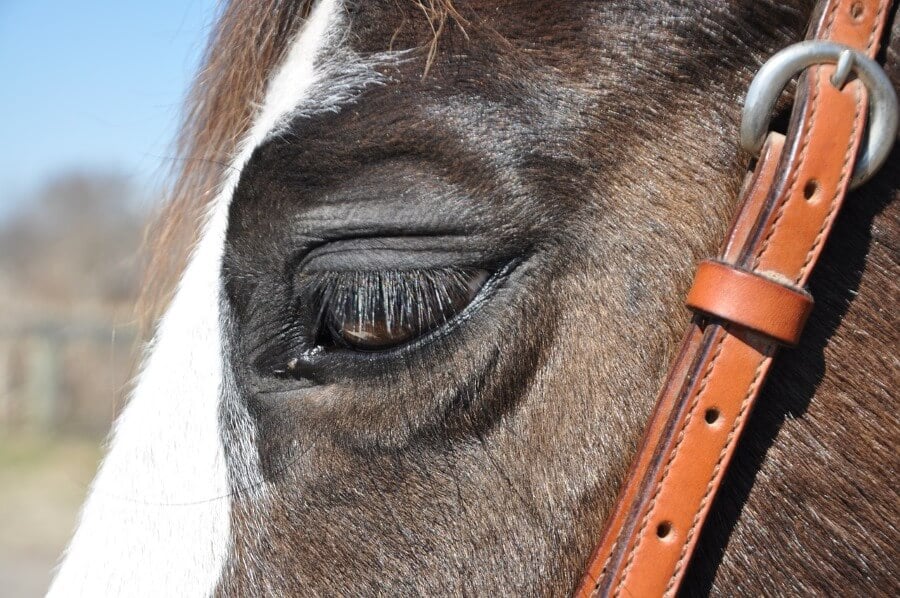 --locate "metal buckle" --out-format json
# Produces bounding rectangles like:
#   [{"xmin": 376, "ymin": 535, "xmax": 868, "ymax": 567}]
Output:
[{"xmin": 741, "ymin": 40, "xmax": 898, "ymax": 189}]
